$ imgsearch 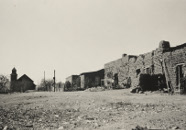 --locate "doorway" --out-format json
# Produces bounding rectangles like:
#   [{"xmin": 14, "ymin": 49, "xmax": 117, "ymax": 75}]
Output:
[{"xmin": 176, "ymin": 65, "xmax": 184, "ymax": 90}]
